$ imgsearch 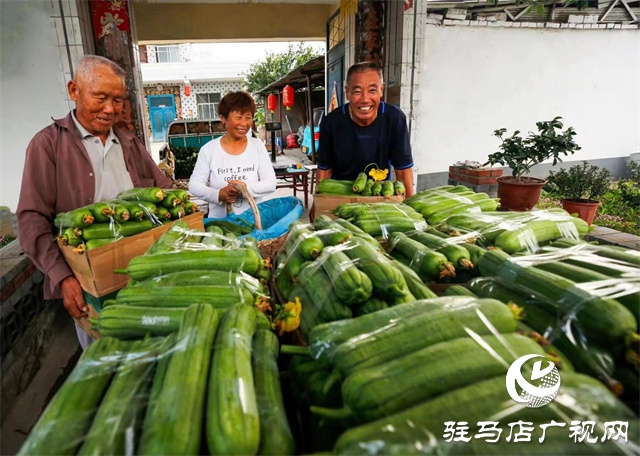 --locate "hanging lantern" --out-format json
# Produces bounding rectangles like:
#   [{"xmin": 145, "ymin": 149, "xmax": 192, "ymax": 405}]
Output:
[
  {"xmin": 282, "ymin": 85, "xmax": 294, "ymax": 110},
  {"xmin": 184, "ymin": 78, "xmax": 191, "ymax": 97},
  {"xmin": 267, "ymin": 93, "xmax": 277, "ymax": 113}
]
